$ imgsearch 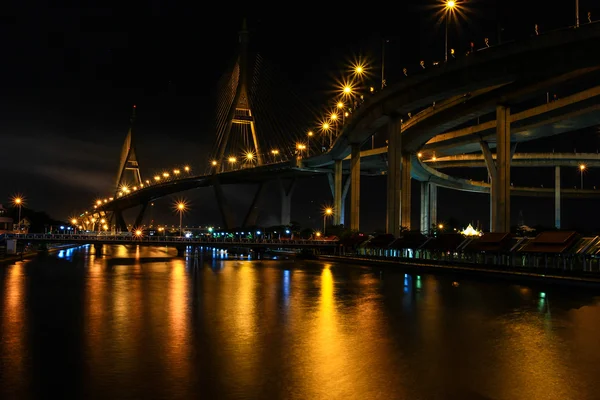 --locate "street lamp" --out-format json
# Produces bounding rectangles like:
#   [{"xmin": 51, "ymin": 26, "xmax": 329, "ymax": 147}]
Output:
[
  {"xmin": 323, "ymin": 207, "xmax": 333, "ymax": 235},
  {"xmin": 71, "ymin": 218, "xmax": 78, "ymax": 234},
  {"xmin": 444, "ymin": 0, "xmax": 456, "ymax": 62},
  {"xmin": 175, "ymin": 201, "xmax": 186, "ymax": 237},
  {"xmin": 228, "ymin": 156, "xmax": 237, "ymax": 171},
  {"xmin": 12, "ymin": 195, "xmax": 24, "ymax": 234},
  {"xmin": 580, "ymin": 164, "xmax": 586, "ymax": 189}
]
